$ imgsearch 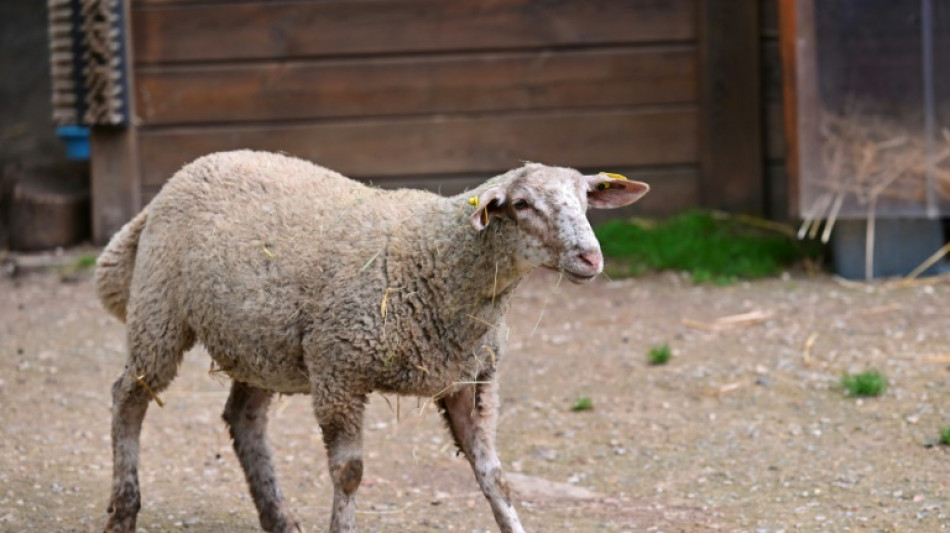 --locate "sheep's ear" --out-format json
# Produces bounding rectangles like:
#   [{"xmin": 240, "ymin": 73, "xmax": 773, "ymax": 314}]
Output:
[
  {"xmin": 469, "ymin": 186, "xmax": 507, "ymax": 231},
  {"xmin": 586, "ymin": 173, "xmax": 650, "ymax": 209}
]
